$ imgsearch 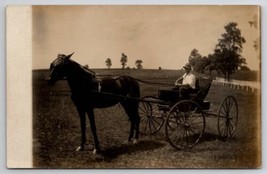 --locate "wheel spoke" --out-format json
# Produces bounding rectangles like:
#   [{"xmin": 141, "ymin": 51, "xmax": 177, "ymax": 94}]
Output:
[
  {"xmin": 222, "ymin": 102, "xmax": 227, "ymax": 115},
  {"xmin": 178, "ymin": 130, "xmax": 186, "ymax": 147},
  {"xmin": 219, "ymin": 120, "xmax": 227, "ymax": 132},
  {"xmin": 150, "ymin": 118, "xmax": 158, "ymax": 131},
  {"xmin": 229, "ymin": 107, "xmax": 237, "ymax": 118},
  {"xmin": 228, "ymin": 121, "xmax": 234, "ymax": 135},
  {"xmin": 188, "ymin": 127, "xmax": 198, "ymax": 136},
  {"xmin": 190, "ymin": 126, "xmax": 204, "ymax": 132},
  {"xmin": 151, "ymin": 116, "xmax": 162, "ymax": 126},
  {"xmin": 142, "ymin": 119, "xmax": 149, "ymax": 133},
  {"xmin": 148, "ymin": 119, "xmax": 152, "ymax": 133},
  {"xmin": 219, "ymin": 109, "xmax": 227, "ymax": 117},
  {"xmin": 223, "ymin": 121, "xmax": 229, "ymax": 137},
  {"xmin": 185, "ymin": 130, "xmax": 189, "ymax": 147},
  {"xmin": 190, "ymin": 121, "xmax": 204, "ymax": 126},
  {"xmin": 139, "ymin": 105, "xmax": 148, "ymax": 113},
  {"xmin": 169, "ymin": 126, "xmax": 184, "ymax": 140},
  {"xmin": 140, "ymin": 113, "xmax": 147, "ymax": 118},
  {"xmin": 185, "ymin": 103, "xmax": 192, "ymax": 117},
  {"xmin": 188, "ymin": 113, "xmax": 200, "ymax": 123}
]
